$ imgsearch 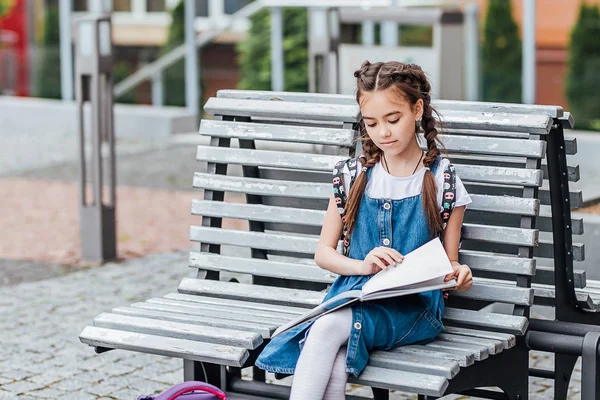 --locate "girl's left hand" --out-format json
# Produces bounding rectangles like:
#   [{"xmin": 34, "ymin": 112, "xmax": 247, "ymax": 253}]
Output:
[{"xmin": 444, "ymin": 262, "xmax": 473, "ymax": 292}]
